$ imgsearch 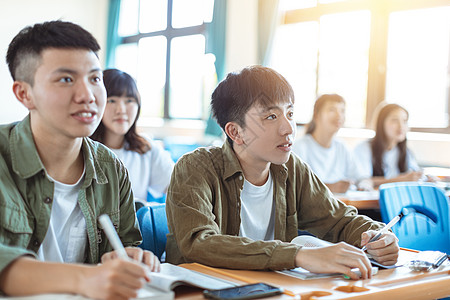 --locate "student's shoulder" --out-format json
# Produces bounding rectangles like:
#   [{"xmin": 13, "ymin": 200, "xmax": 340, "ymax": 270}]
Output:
[
  {"xmin": 84, "ymin": 137, "xmax": 122, "ymax": 164},
  {"xmin": 354, "ymin": 139, "xmax": 371, "ymax": 151},
  {"xmin": 176, "ymin": 145, "xmax": 222, "ymax": 166},
  {"xmin": 0, "ymin": 121, "xmax": 21, "ymax": 154},
  {"xmin": 285, "ymin": 152, "xmax": 311, "ymax": 175}
]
